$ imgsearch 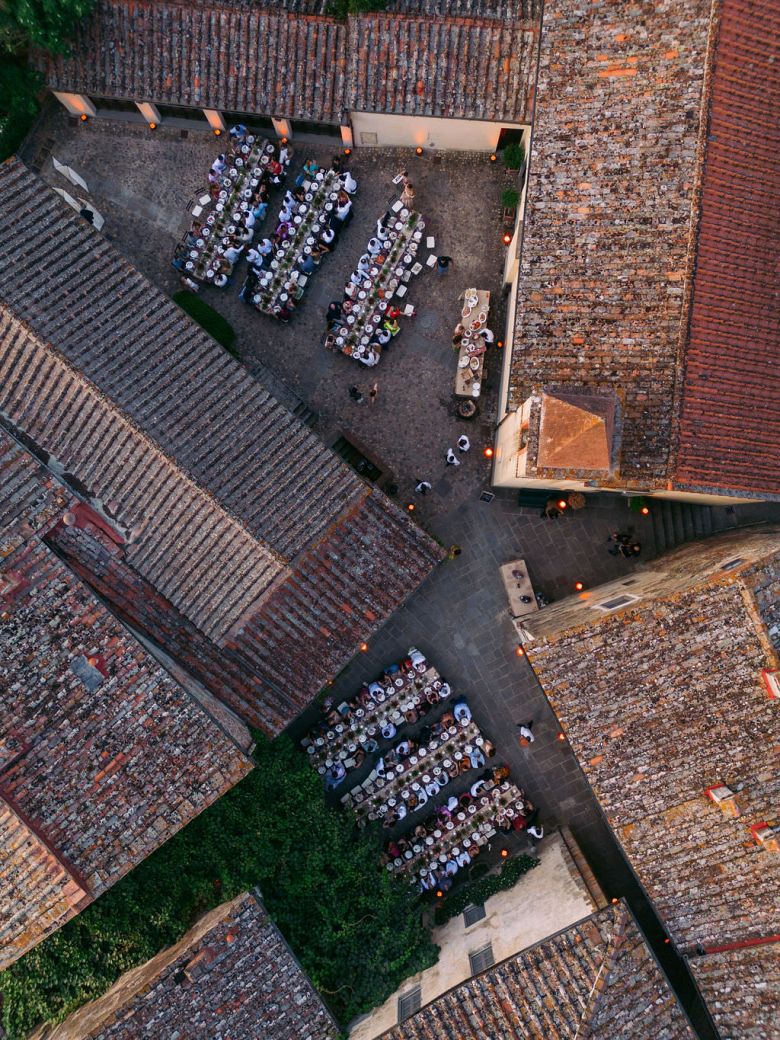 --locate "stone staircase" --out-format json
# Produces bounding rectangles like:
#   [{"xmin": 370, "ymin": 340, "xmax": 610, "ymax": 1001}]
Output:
[{"xmin": 645, "ymin": 498, "xmax": 779, "ymax": 558}]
